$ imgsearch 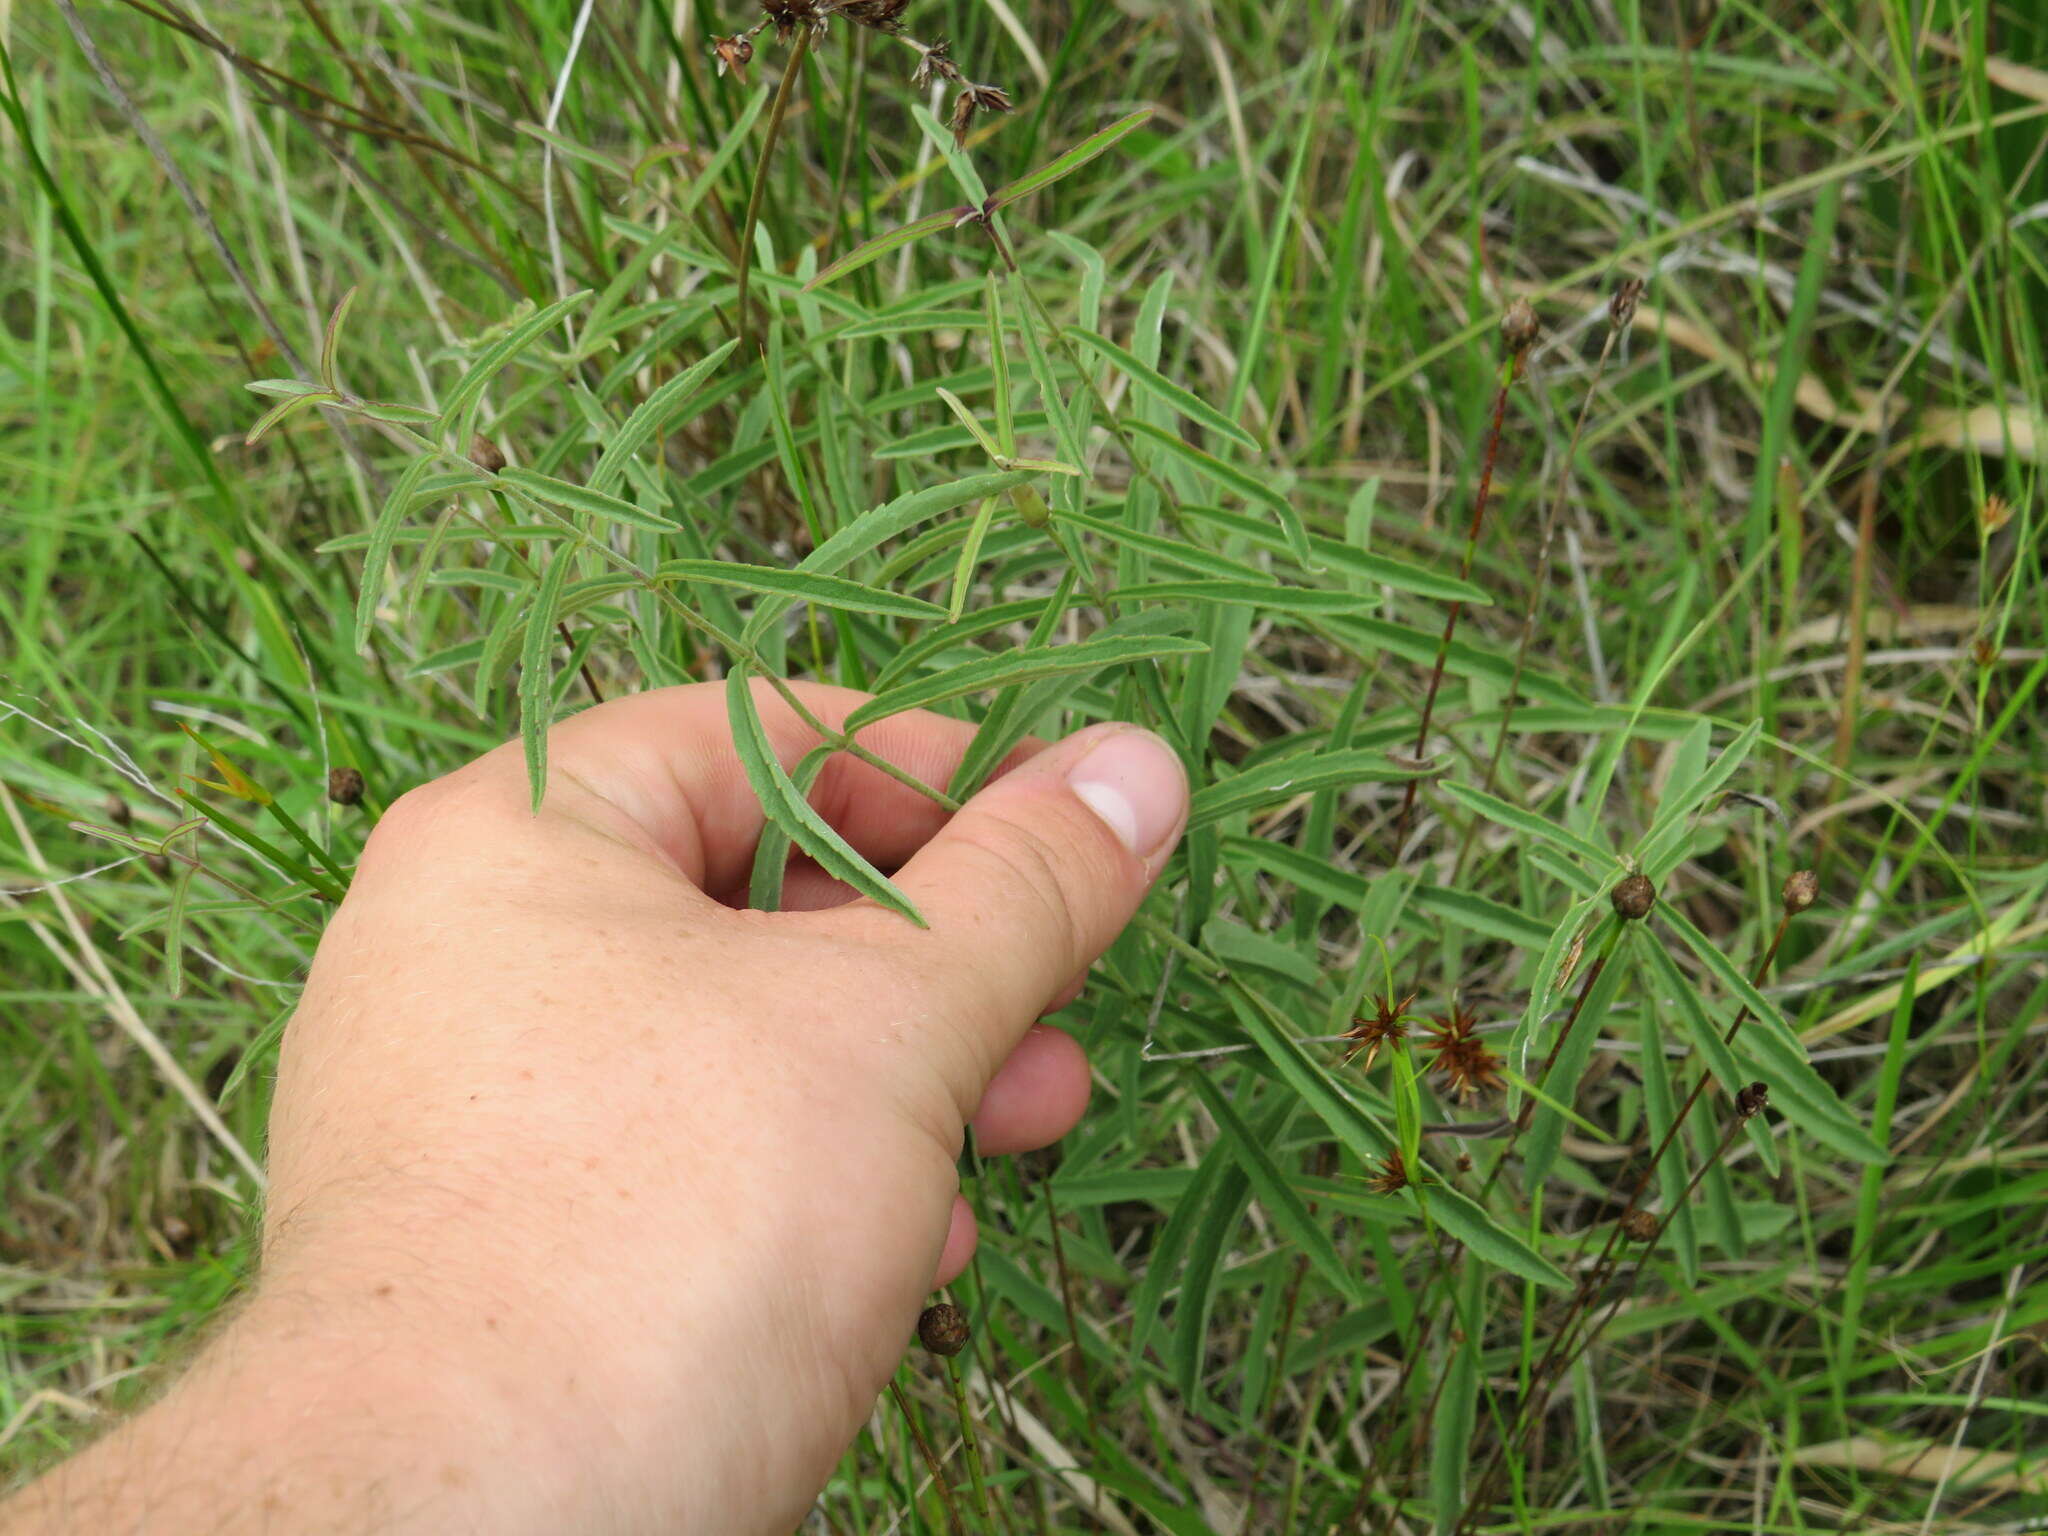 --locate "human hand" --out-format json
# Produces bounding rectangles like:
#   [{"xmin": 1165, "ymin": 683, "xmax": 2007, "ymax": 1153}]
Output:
[{"xmin": 2, "ymin": 682, "xmax": 1186, "ymax": 1536}]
